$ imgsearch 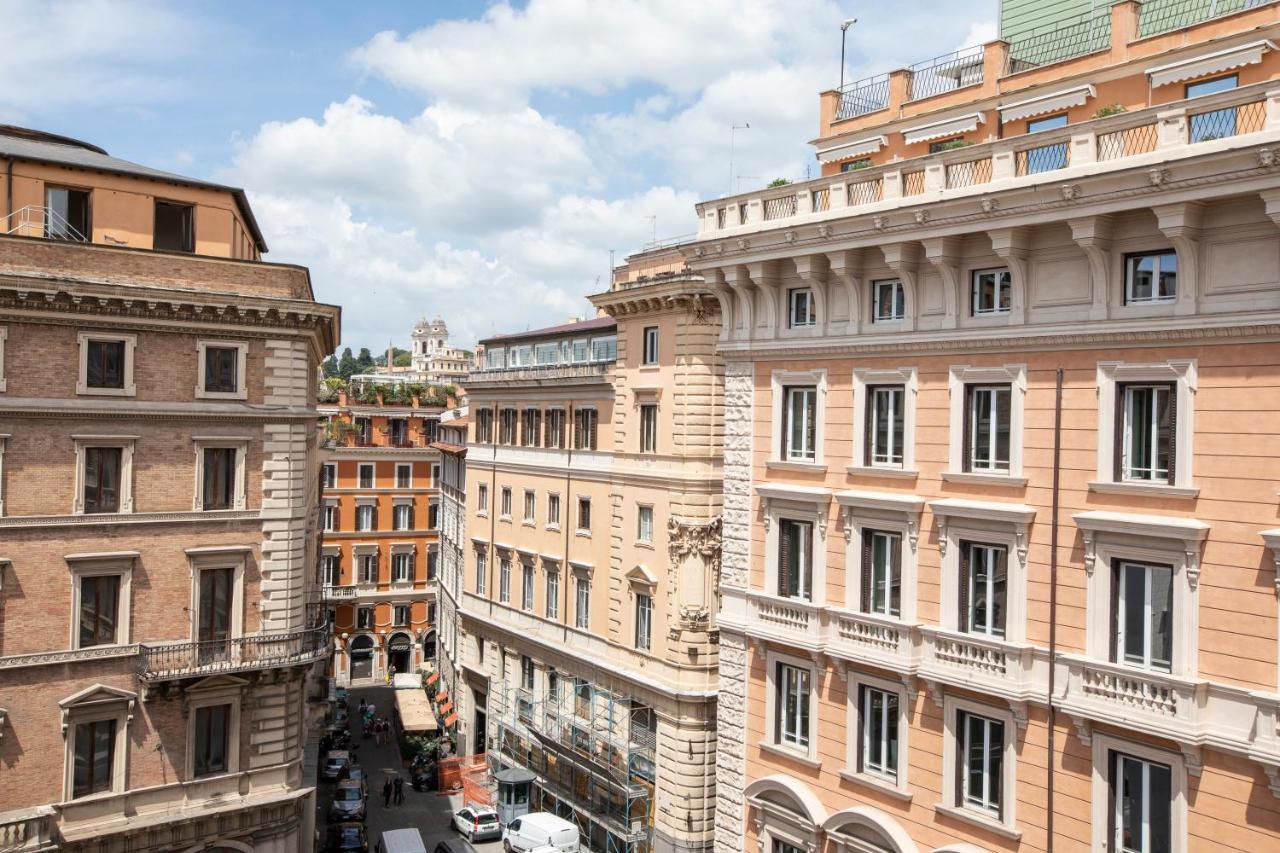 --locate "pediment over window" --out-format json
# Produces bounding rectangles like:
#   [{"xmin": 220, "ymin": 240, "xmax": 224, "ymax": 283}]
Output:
[
  {"xmin": 59, "ymin": 684, "xmax": 137, "ymax": 734},
  {"xmin": 626, "ymin": 564, "xmax": 659, "ymax": 588}
]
